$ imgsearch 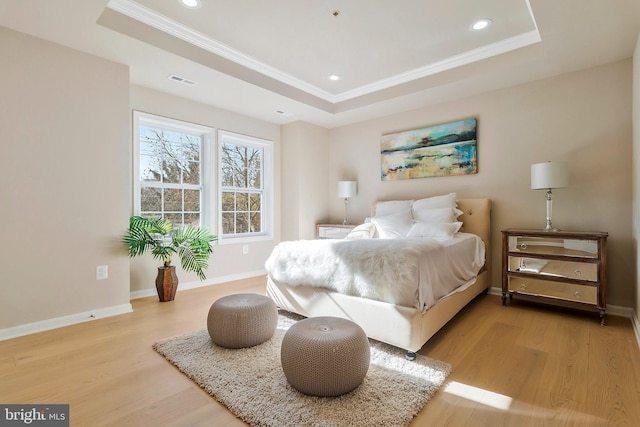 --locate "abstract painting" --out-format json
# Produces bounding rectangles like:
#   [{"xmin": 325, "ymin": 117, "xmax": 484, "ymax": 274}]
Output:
[{"xmin": 381, "ymin": 118, "xmax": 477, "ymax": 180}]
